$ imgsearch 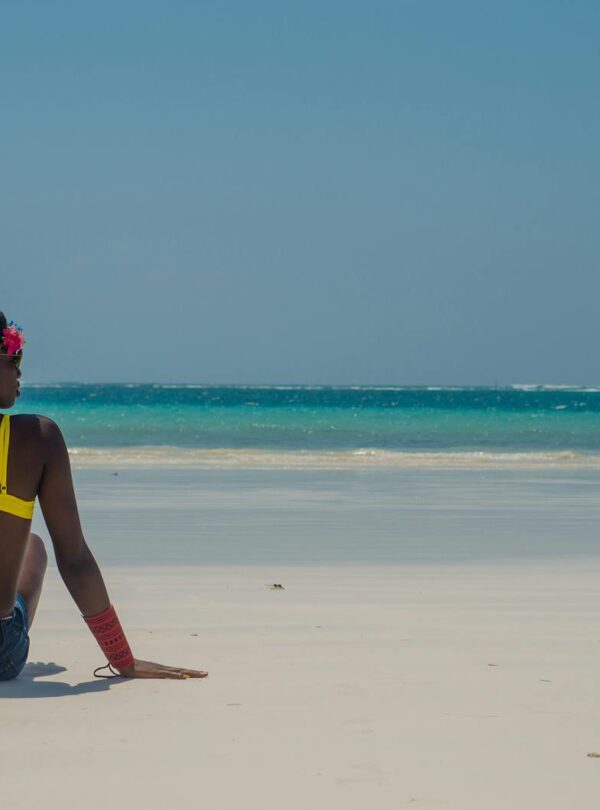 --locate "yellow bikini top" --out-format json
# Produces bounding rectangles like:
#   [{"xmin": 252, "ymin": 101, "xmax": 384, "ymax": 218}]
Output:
[{"xmin": 0, "ymin": 414, "xmax": 35, "ymax": 520}]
